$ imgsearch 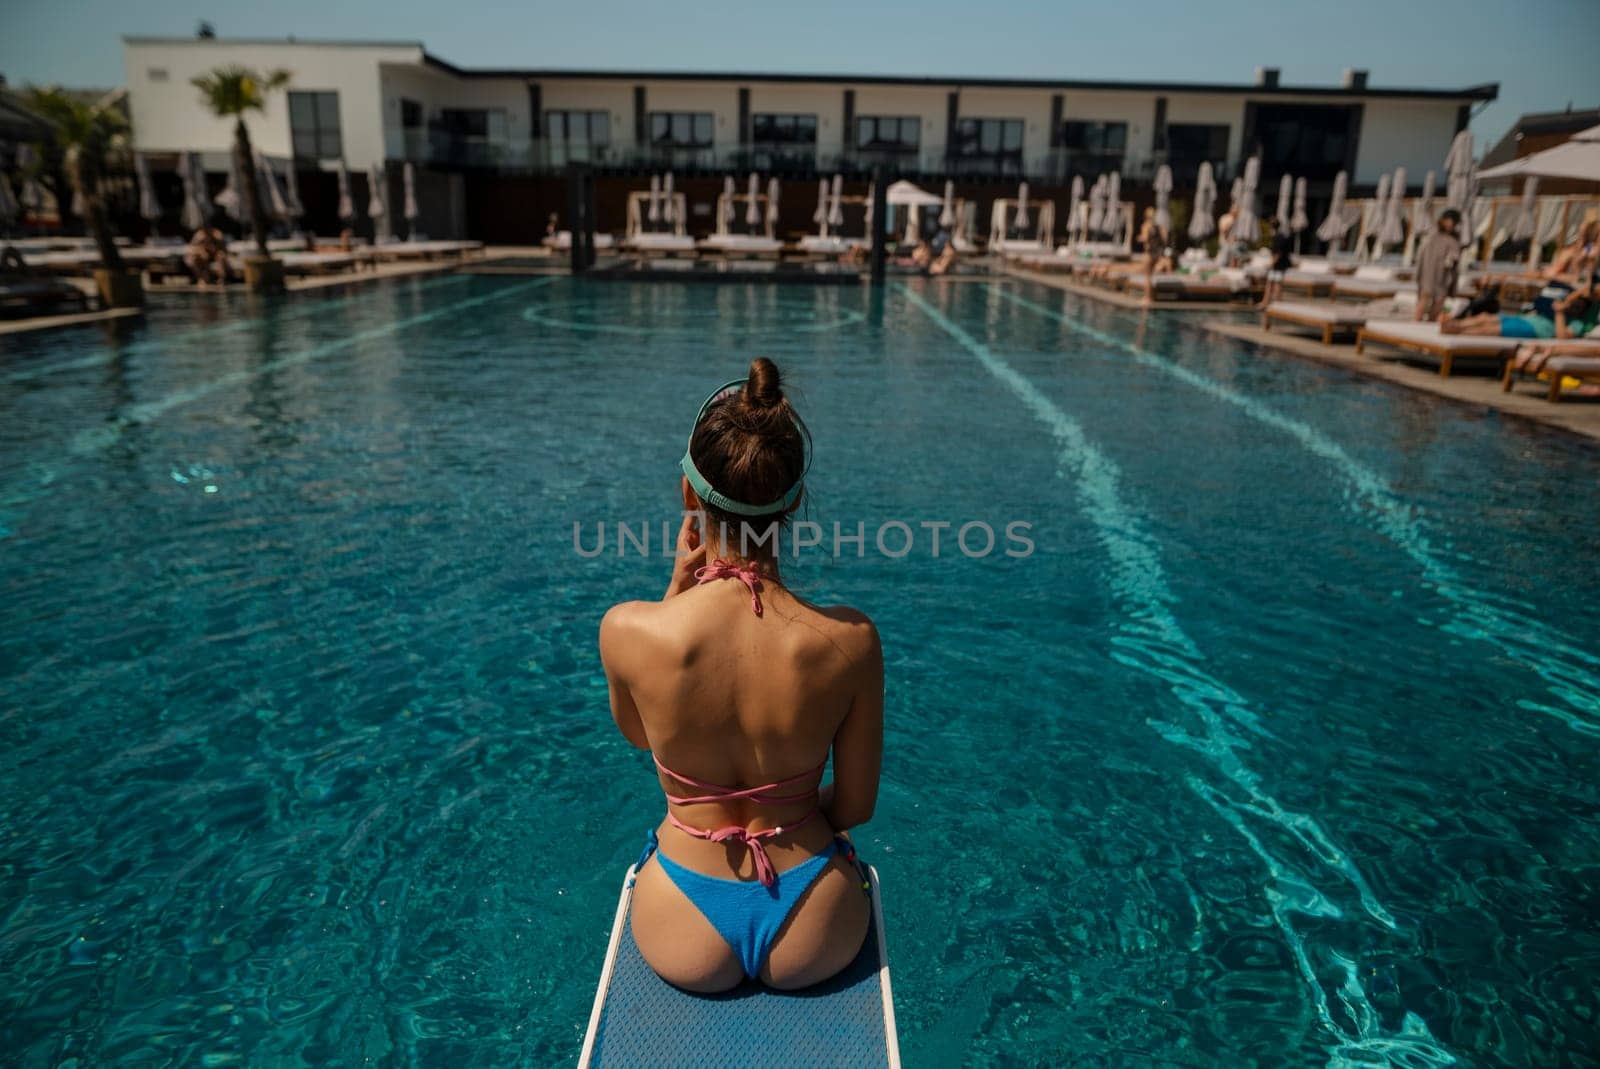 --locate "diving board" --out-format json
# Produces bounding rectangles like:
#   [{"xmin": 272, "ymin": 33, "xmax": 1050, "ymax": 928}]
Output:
[{"xmin": 579, "ymin": 864, "xmax": 900, "ymax": 1068}]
